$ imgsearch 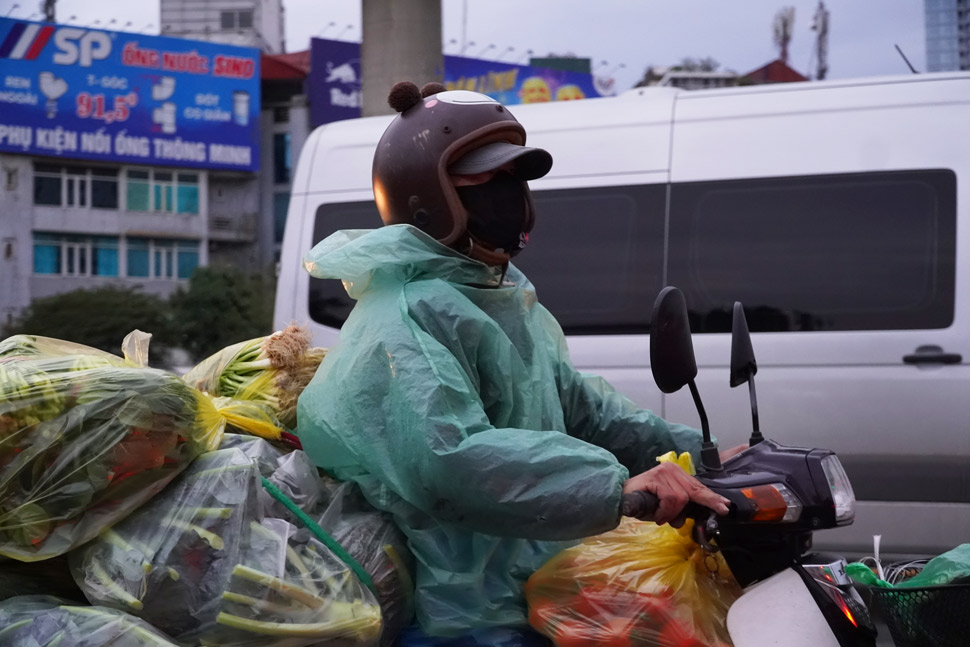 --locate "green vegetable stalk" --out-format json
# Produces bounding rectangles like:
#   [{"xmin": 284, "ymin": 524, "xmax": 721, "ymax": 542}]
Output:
[{"xmin": 182, "ymin": 326, "xmax": 327, "ymax": 430}]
